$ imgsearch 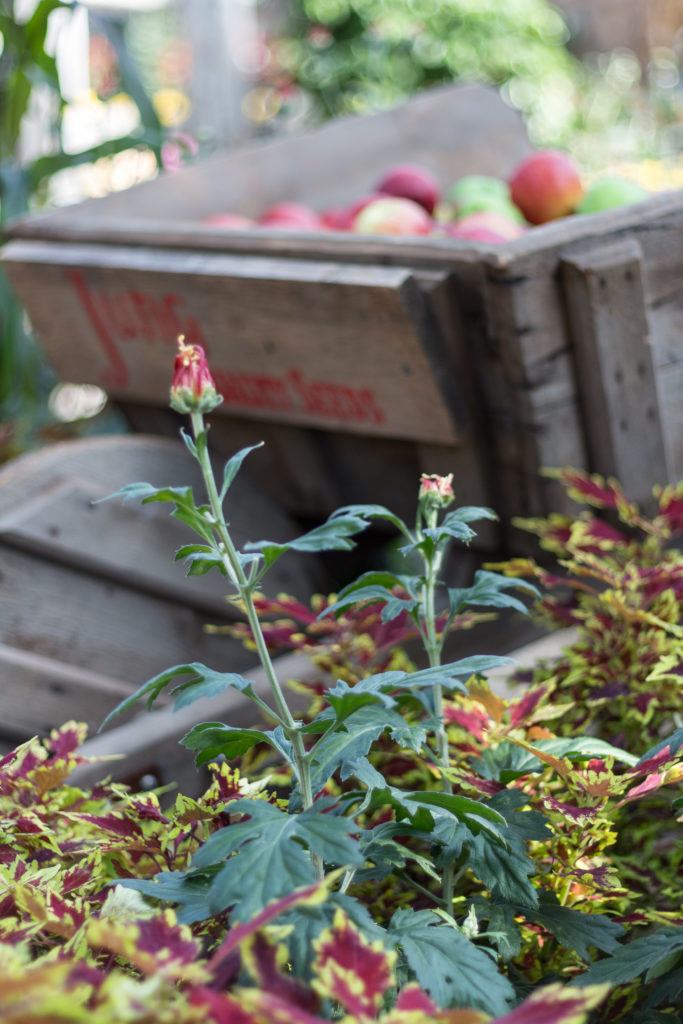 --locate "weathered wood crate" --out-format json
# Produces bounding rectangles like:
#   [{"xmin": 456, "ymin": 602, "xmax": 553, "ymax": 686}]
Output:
[
  {"xmin": 0, "ymin": 434, "xmax": 321, "ymax": 790},
  {"xmin": 2, "ymin": 83, "xmax": 681, "ymax": 542}
]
